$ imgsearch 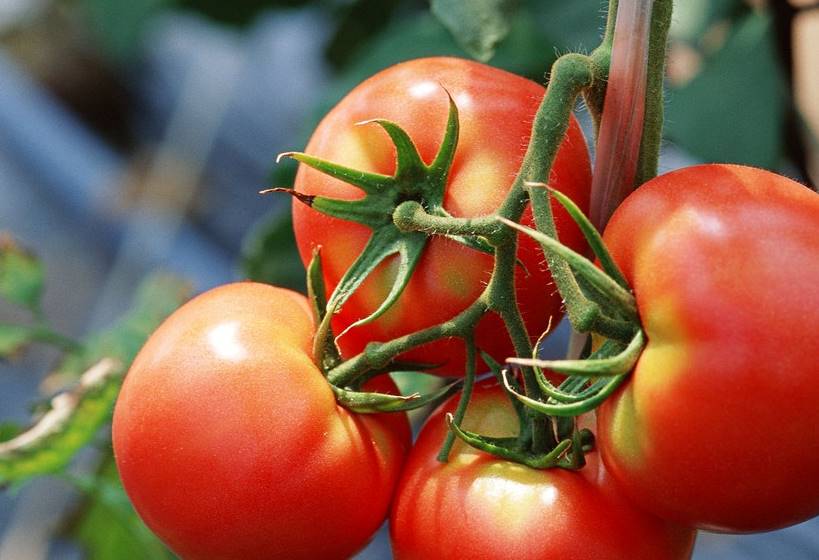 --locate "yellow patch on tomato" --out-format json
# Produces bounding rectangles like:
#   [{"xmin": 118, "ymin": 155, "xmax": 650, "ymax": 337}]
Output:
[
  {"xmin": 607, "ymin": 384, "xmax": 644, "ymax": 469},
  {"xmin": 330, "ymin": 127, "xmax": 390, "ymax": 176},
  {"xmin": 468, "ymin": 462, "xmax": 553, "ymax": 537},
  {"xmin": 609, "ymin": 296, "xmax": 688, "ymax": 469},
  {"xmin": 447, "ymin": 152, "xmax": 506, "ymax": 216}
]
